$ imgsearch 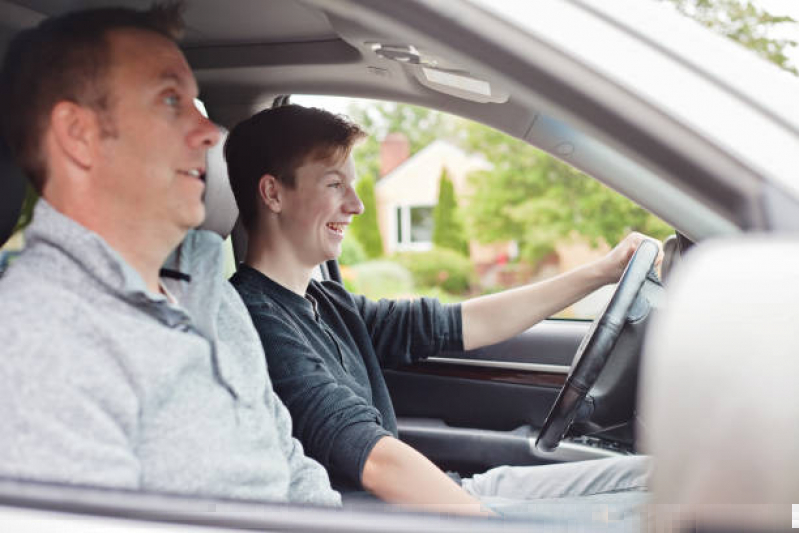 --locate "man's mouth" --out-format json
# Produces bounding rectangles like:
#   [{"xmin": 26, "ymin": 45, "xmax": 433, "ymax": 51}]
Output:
[
  {"xmin": 178, "ymin": 168, "xmax": 206, "ymax": 182},
  {"xmin": 326, "ymin": 222, "xmax": 347, "ymax": 235}
]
